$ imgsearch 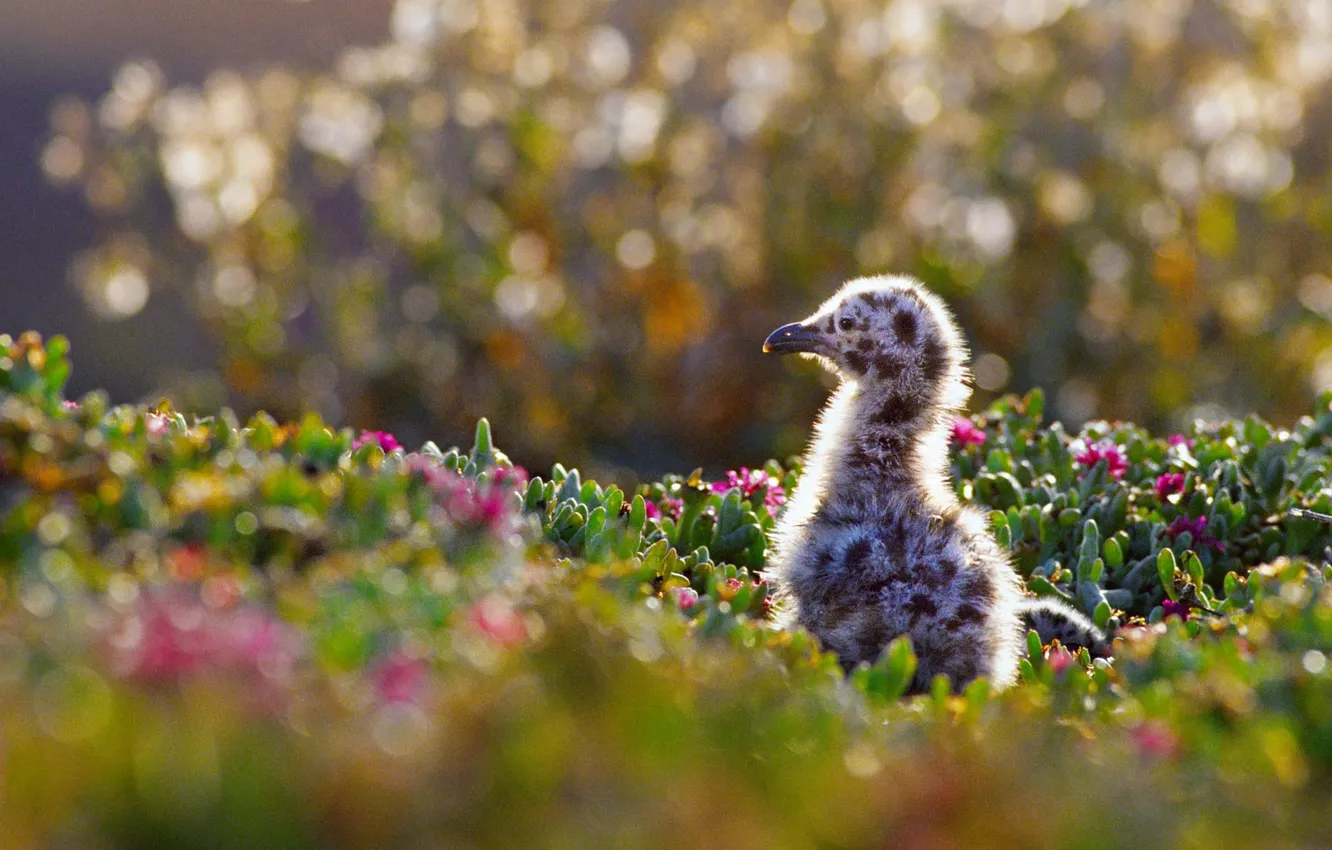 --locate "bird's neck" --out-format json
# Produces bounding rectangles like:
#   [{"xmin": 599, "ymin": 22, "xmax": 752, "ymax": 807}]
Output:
[{"xmin": 826, "ymin": 381, "xmax": 956, "ymax": 510}]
